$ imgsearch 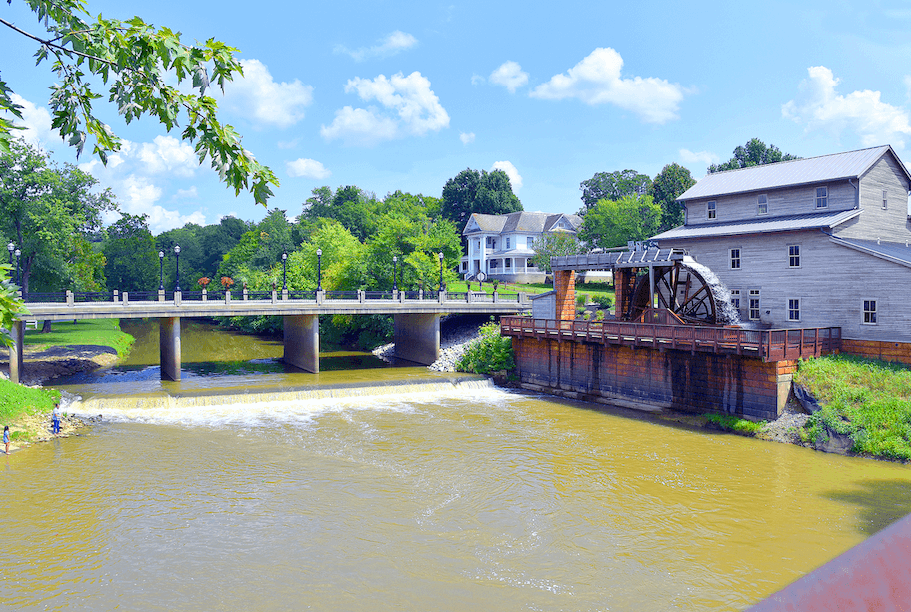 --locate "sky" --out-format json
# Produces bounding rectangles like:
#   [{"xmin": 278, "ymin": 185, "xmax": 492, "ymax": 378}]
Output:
[{"xmin": 3, "ymin": 0, "xmax": 911, "ymax": 233}]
